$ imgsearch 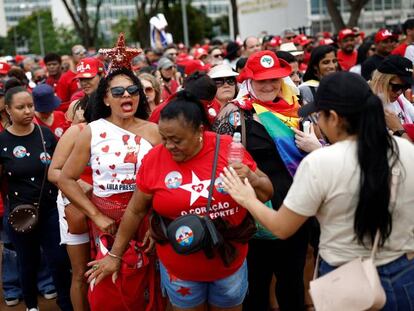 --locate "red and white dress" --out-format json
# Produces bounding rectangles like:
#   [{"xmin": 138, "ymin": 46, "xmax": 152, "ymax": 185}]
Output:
[{"xmin": 89, "ymin": 118, "xmax": 153, "ymax": 236}]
